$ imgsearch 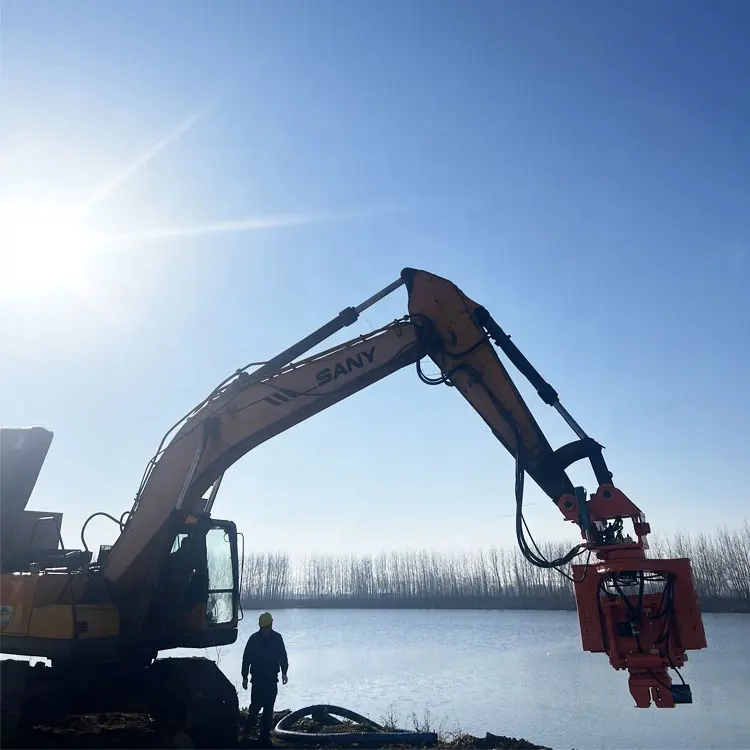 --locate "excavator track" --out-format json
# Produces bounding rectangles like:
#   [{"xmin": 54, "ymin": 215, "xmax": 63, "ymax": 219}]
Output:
[
  {"xmin": 145, "ymin": 657, "xmax": 239, "ymax": 748},
  {"xmin": 0, "ymin": 660, "xmax": 33, "ymax": 747},
  {"xmin": 0, "ymin": 656, "xmax": 238, "ymax": 749}
]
